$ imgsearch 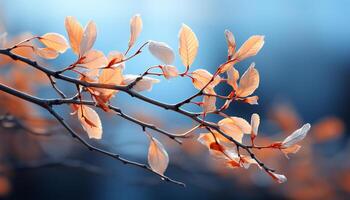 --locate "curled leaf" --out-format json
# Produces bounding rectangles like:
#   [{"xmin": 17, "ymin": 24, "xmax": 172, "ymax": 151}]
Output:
[
  {"xmin": 39, "ymin": 33, "xmax": 69, "ymax": 53},
  {"xmin": 148, "ymin": 40, "xmax": 175, "ymax": 65},
  {"xmin": 282, "ymin": 123, "xmax": 311, "ymax": 148},
  {"xmin": 178, "ymin": 24, "xmax": 199, "ymax": 69},
  {"xmin": 128, "ymin": 14, "xmax": 143, "ymax": 50},
  {"xmin": 250, "ymin": 113, "xmax": 260, "ymax": 138},
  {"xmin": 227, "ymin": 66, "xmax": 239, "ymax": 90},
  {"xmin": 148, "ymin": 136, "xmax": 169, "ymax": 175},
  {"xmin": 224, "ymin": 30, "xmax": 236, "ymax": 58}
]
